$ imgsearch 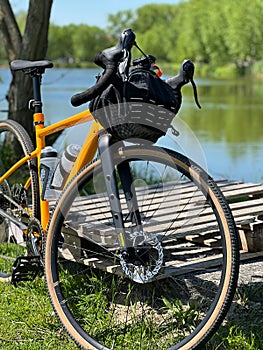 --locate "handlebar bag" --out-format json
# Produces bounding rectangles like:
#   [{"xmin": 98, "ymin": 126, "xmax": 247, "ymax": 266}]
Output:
[{"xmin": 90, "ymin": 65, "xmax": 181, "ymax": 143}]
